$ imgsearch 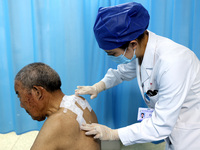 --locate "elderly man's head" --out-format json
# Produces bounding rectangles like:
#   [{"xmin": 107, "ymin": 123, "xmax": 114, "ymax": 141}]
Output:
[{"xmin": 14, "ymin": 63, "xmax": 62, "ymax": 121}]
